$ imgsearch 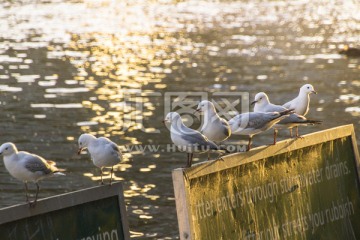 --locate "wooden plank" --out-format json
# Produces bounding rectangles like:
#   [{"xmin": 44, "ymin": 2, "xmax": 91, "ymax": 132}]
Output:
[
  {"xmin": 0, "ymin": 182, "xmax": 130, "ymax": 240},
  {"xmin": 172, "ymin": 124, "xmax": 360, "ymax": 239}
]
